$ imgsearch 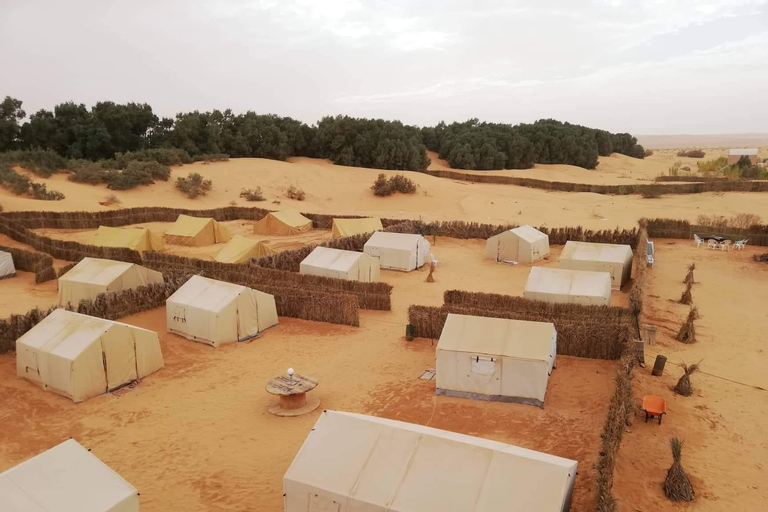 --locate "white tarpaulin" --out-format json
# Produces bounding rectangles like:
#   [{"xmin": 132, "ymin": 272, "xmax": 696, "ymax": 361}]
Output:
[
  {"xmin": 436, "ymin": 314, "xmax": 557, "ymax": 406},
  {"xmin": 0, "ymin": 439, "xmax": 140, "ymax": 512},
  {"xmin": 363, "ymin": 232, "xmax": 430, "ymax": 271},
  {"xmin": 284, "ymin": 410, "xmax": 577, "ymax": 512},
  {"xmin": 166, "ymin": 275, "xmax": 278, "ymax": 347}
]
